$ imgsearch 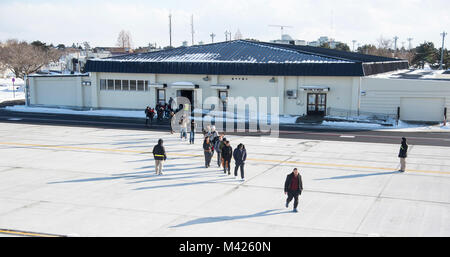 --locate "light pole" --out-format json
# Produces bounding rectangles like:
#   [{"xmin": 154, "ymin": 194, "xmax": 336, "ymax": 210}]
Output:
[{"xmin": 440, "ymin": 31, "xmax": 447, "ymax": 70}]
